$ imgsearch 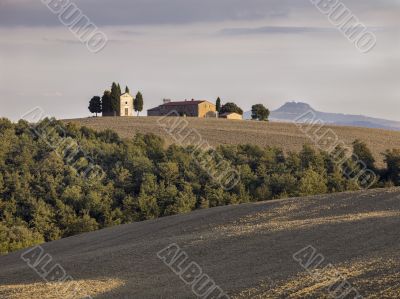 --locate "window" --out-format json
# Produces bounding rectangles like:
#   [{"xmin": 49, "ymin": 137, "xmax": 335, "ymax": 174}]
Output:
[{"xmin": 125, "ymin": 101, "xmax": 128, "ymax": 105}]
